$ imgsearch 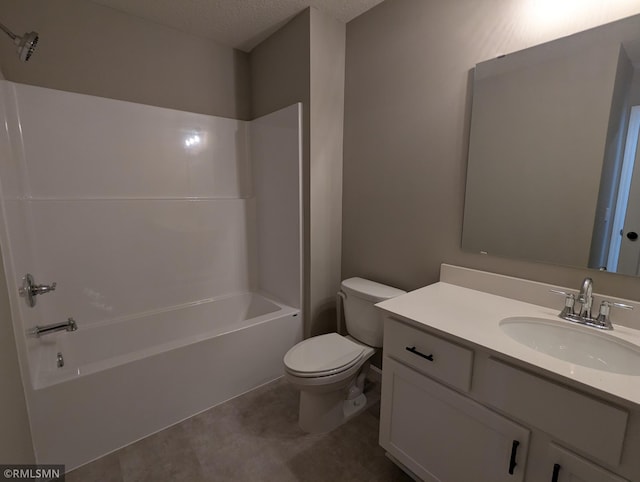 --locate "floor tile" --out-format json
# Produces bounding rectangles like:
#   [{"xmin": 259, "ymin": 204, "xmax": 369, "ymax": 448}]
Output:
[
  {"xmin": 67, "ymin": 378, "xmax": 412, "ymax": 481},
  {"xmin": 65, "ymin": 452, "xmax": 123, "ymax": 482},
  {"xmin": 119, "ymin": 425, "xmax": 205, "ymax": 482}
]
